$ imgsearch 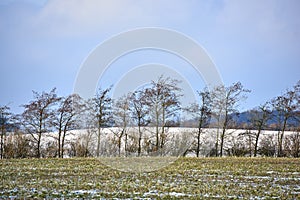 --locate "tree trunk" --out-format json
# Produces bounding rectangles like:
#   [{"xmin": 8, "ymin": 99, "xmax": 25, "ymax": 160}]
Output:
[
  {"xmin": 61, "ymin": 135, "xmax": 65, "ymax": 158},
  {"xmin": 37, "ymin": 114, "xmax": 43, "ymax": 158},
  {"xmin": 155, "ymin": 105, "xmax": 159, "ymax": 151},
  {"xmin": 254, "ymin": 129, "xmax": 261, "ymax": 157},
  {"xmin": 197, "ymin": 115, "xmax": 204, "ymax": 157},
  {"xmin": 125, "ymin": 133, "xmax": 128, "ymax": 157},
  {"xmin": 215, "ymin": 128, "xmax": 219, "ymax": 157},
  {"xmin": 118, "ymin": 136, "xmax": 121, "ymax": 157},
  {"xmin": 57, "ymin": 115, "xmax": 63, "ymax": 158},
  {"xmin": 219, "ymin": 122, "xmax": 227, "ymax": 157},
  {"xmin": 196, "ymin": 127, "xmax": 201, "ymax": 157},
  {"xmin": 61, "ymin": 128, "xmax": 67, "ymax": 158},
  {"xmin": 96, "ymin": 126, "xmax": 101, "ymax": 157},
  {"xmin": 278, "ymin": 117, "xmax": 287, "ymax": 157},
  {"xmin": 118, "ymin": 129, "xmax": 124, "ymax": 157},
  {"xmin": 138, "ymin": 121, "xmax": 142, "ymax": 156},
  {"xmin": 160, "ymin": 105, "xmax": 166, "ymax": 154},
  {"xmin": 219, "ymin": 109, "xmax": 229, "ymax": 157},
  {"xmin": 58, "ymin": 130, "xmax": 61, "ymax": 158},
  {"xmin": 37, "ymin": 132, "xmax": 41, "ymax": 158},
  {"xmin": 0, "ymin": 125, "xmax": 4, "ymax": 159},
  {"xmin": 220, "ymin": 128, "xmax": 225, "ymax": 157}
]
